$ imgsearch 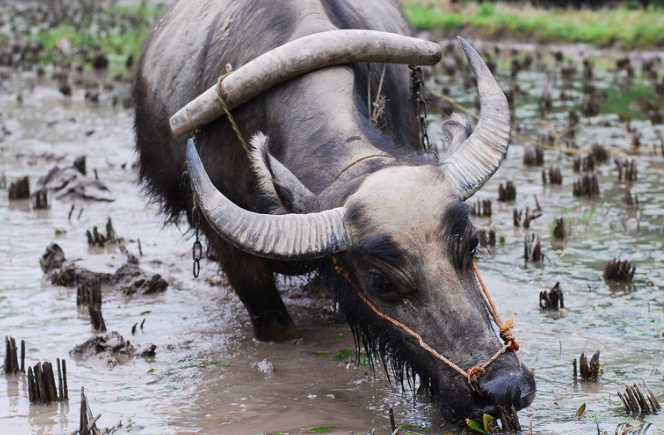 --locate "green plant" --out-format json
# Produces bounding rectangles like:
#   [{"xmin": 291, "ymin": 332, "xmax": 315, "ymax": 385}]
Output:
[
  {"xmin": 479, "ymin": 3, "xmax": 494, "ymax": 16},
  {"xmin": 466, "ymin": 414, "xmax": 496, "ymax": 433}
]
